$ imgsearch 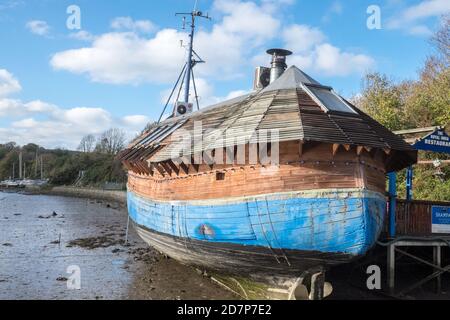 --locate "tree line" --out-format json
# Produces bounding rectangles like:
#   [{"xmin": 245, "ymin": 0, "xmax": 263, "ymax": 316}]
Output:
[
  {"xmin": 77, "ymin": 128, "xmax": 126, "ymax": 155},
  {"xmin": 352, "ymin": 16, "xmax": 449, "ymax": 201}
]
